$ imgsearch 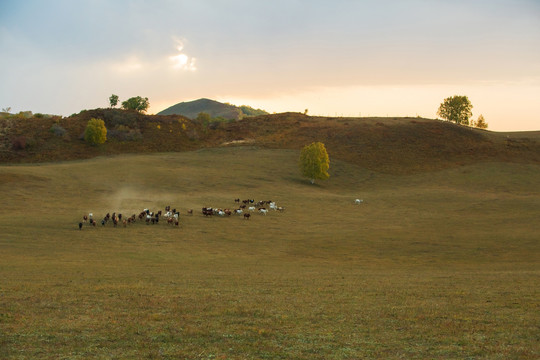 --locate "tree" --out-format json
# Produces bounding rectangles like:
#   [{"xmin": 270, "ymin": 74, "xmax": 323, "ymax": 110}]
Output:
[
  {"xmin": 109, "ymin": 94, "xmax": 119, "ymax": 108},
  {"xmin": 239, "ymin": 105, "xmax": 268, "ymax": 117},
  {"xmin": 299, "ymin": 142, "xmax": 330, "ymax": 184},
  {"xmin": 195, "ymin": 112, "xmax": 211, "ymax": 126},
  {"xmin": 84, "ymin": 118, "xmax": 107, "ymax": 145},
  {"xmin": 121, "ymin": 96, "xmax": 149, "ymax": 113},
  {"xmin": 437, "ymin": 95, "xmax": 473, "ymax": 125},
  {"xmin": 474, "ymin": 114, "xmax": 488, "ymax": 129}
]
